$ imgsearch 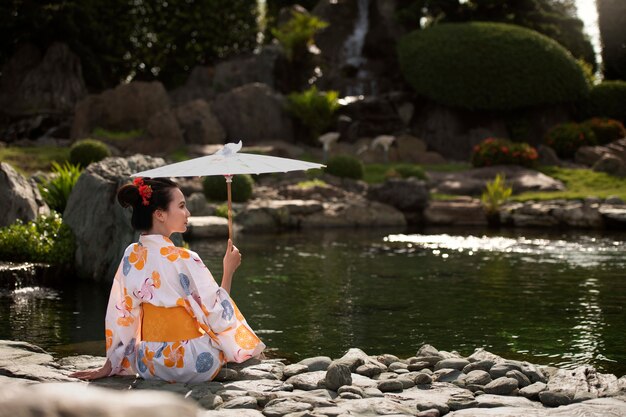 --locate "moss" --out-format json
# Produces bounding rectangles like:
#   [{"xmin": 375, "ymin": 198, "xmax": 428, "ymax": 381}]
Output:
[{"xmin": 0, "ymin": 146, "xmax": 70, "ymax": 174}]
